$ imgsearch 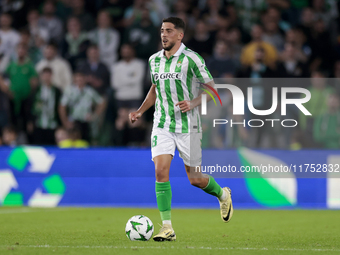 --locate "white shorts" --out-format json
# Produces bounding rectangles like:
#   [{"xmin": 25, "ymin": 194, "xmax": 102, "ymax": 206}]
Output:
[{"xmin": 151, "ymin": 128, "xmax": 202, "ymax": 167}]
